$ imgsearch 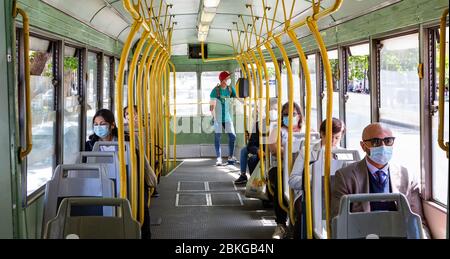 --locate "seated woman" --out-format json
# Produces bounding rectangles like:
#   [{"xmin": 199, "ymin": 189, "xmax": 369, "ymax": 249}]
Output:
[
  {"xmin": 288, "ymin": 117, "xmax": 345, "ymax": 239},
  {"xmin": 267, "ymin": 102, "xmax": 304, "ymax": 239},
  {"xmin": 85, "ymin": 108, "xmax": 156, "ymax": 239},
  {"xmin": 235, "ymin": 98, "xmax": 278, "ymax": 184}
]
